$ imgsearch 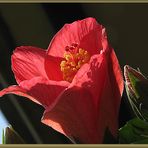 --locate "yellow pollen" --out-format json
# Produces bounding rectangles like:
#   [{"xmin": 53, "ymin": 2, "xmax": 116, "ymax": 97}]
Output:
[{"xmin": 60, "ymin": 43, "xmax": 90, "ymax": 82}]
